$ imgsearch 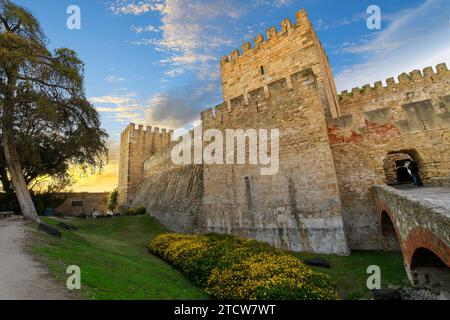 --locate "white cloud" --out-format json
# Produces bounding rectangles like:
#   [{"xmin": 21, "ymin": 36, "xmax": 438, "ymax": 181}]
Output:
[
  {"xmin": 110, "ymin": 0, "xmax": 241, "ymax": 79},
  {"xmin": 89, "ymin": 93, "xmax": 138, "ymax": 105},
  {"xmin": 114, "ymin": 112, "xmax": 145, "ymax": 122},
  {"xmin": 91, "ymin": 92, "xmax": 147, "ymax": 124},
  {"xmin": 131, "ymin": 24, "xmax": 160, "ymax": 33},
  {"xmin": 254, "ymin": 0, "xmax": 293, "ymax": 8},
  {"xmin": 165, "ymin": 67, "xmax": 185, "ymax": 77},
  {"xmin": 105, "ymin": 75, "xmax": 126, "ymax": 83},
  {"xmin": 96, "ymin": 106, "xmax": 139, "ymax": 112},
  {"xmin": 109, "ymin": 0, "xmax": 165, "ymax": 15},
  {"xmin": 316, "ymin": 11, "xmax": 367, "ymax": 31},
  {"xmin": 335, "ymin": 0, "xmax": 450, "ymax": 91},
  {"xmin": 145, "ymin": 82, "xmax": 219, "ymax": 129}
]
